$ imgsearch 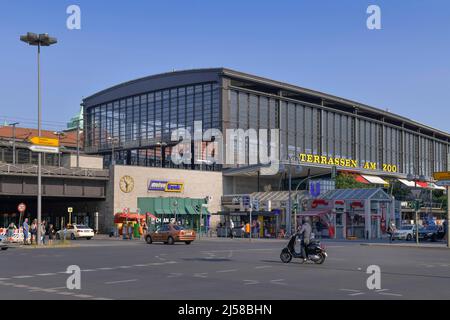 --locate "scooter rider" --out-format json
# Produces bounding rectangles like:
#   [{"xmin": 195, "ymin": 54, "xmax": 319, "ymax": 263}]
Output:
[{"xmin": 298, "ymin": 217, "xmax": 312, "ymax": 262}]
